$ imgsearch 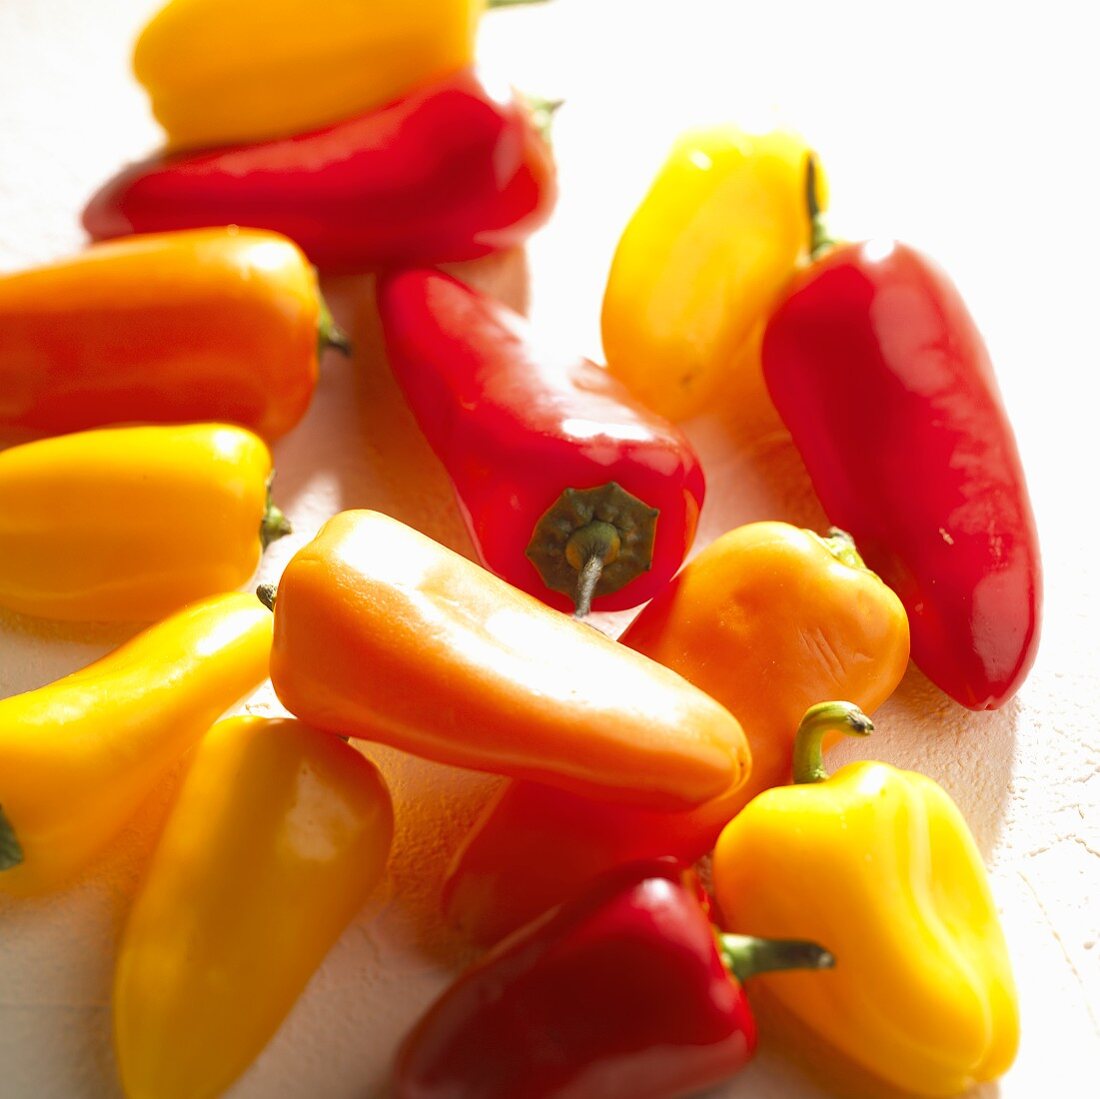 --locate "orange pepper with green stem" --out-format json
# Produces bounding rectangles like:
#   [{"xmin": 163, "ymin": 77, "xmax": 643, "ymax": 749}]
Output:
[
  {"xmin": 712, "ymin": 702, "xmax": 1018, "ymax": 1096},
  {"xmin": 0, "ymin": 423, "xmax": 289, "ymax": 622},
  {"xmin": 264, "ymin": 509, "xmax": 750, "ymax": 812},
  {"xmin": 114, "ymin": 715, "xmax": 393, "ymax": 1099},
  {"xmin": 442, "ymin": 521, "xmax": 909, "ymax": 946},
  {"xmin": 0, "ymin": 227, "xmax": 344, "ymax": 441},
  {"xmin": 0, "ymin": 593, "xmax": 272, "ymax": 895}
]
